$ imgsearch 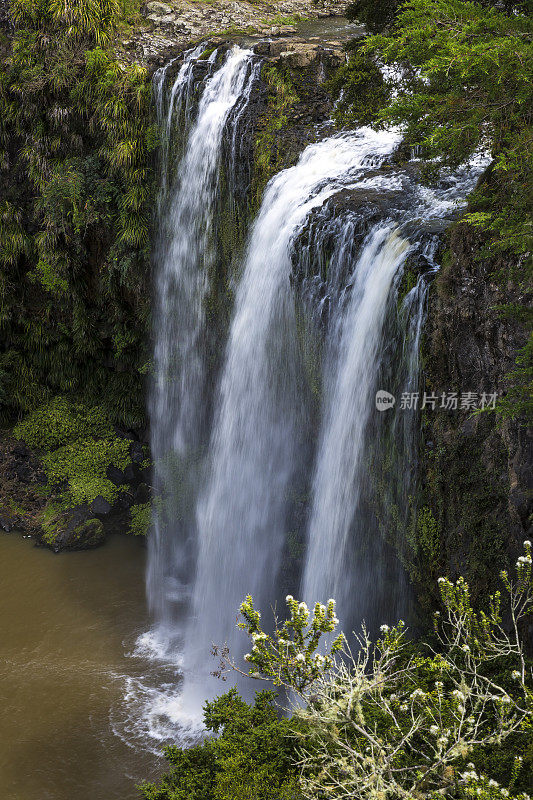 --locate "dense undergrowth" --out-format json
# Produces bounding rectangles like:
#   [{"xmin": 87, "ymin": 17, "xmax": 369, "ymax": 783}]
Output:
[
  {"xmin": 340, "ymin": 0, "xmax": 533, "ymax": 420},
  {"xmin": 0, "ymin": 0, "xmax": 155, "ymax": 428},
  {"xmin": 141, "ymin": 546, "xmax": 533, "ymax": 800},
  {"xmin": 12, "ymin": 395, "xmax": 153, "ymax": 542},
  {"xmin": 14, "ymin": 395, "xmax": 132, "ymax": 505}
]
